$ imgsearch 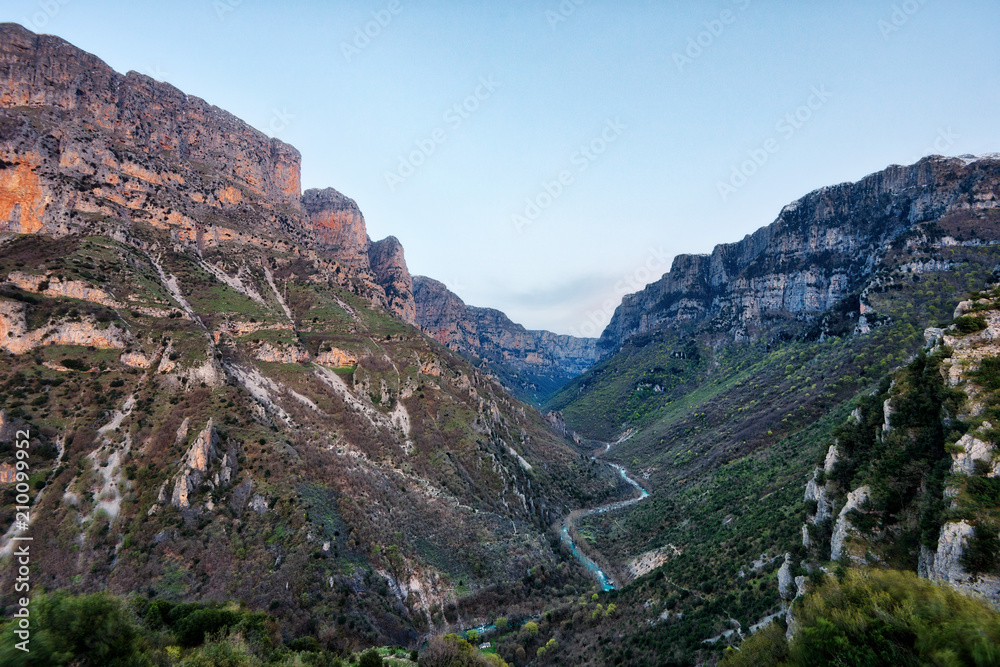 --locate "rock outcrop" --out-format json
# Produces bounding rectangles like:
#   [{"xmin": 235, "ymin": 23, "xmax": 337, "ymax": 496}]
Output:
[
  {"xmin": 600, "ymin": 156, "xmax": 1000, "ymax": 354},
  {"xmin": 0, "ymin": 298, "xmax": 128, "ymax": 354},
  {"xmin": 921, "ymin": 521, "xmax": 1000, "ymax": 606},
  {"xmin": 166, "ymin": 420, "xmax": 238, "ymax": 509},
  {"xmin": 369, "ymin": 236, "xmax": 416, "ymax": 325},
  {"xmin": 413, "ymin": 276, "xmax": 600, "ymax": 402},
  {"xmin": 302, "ymin": 188, "xmax": 370, "ymax": 268},
  {"xmin": 830, "ymin": 485, "xmax": 872, "ymax": 563}
]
